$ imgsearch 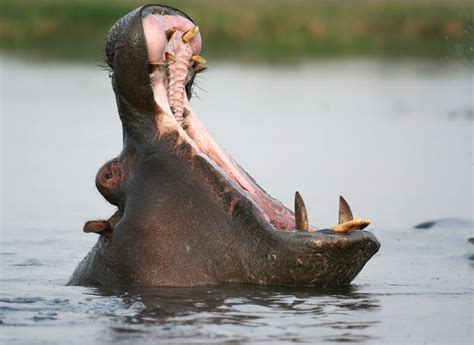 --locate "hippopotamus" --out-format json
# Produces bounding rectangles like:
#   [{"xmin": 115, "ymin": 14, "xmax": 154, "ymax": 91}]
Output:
[{"xmin": 68, "ymin": 4, "xmax": 380, "ymax": 287}]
